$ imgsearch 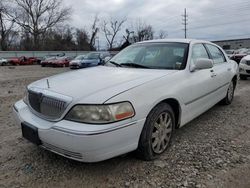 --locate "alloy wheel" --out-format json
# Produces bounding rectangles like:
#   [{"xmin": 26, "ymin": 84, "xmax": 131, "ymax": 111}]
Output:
[{"xmin": 151, "ymin": 112, "xmax": 173, "ymax": 154}]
